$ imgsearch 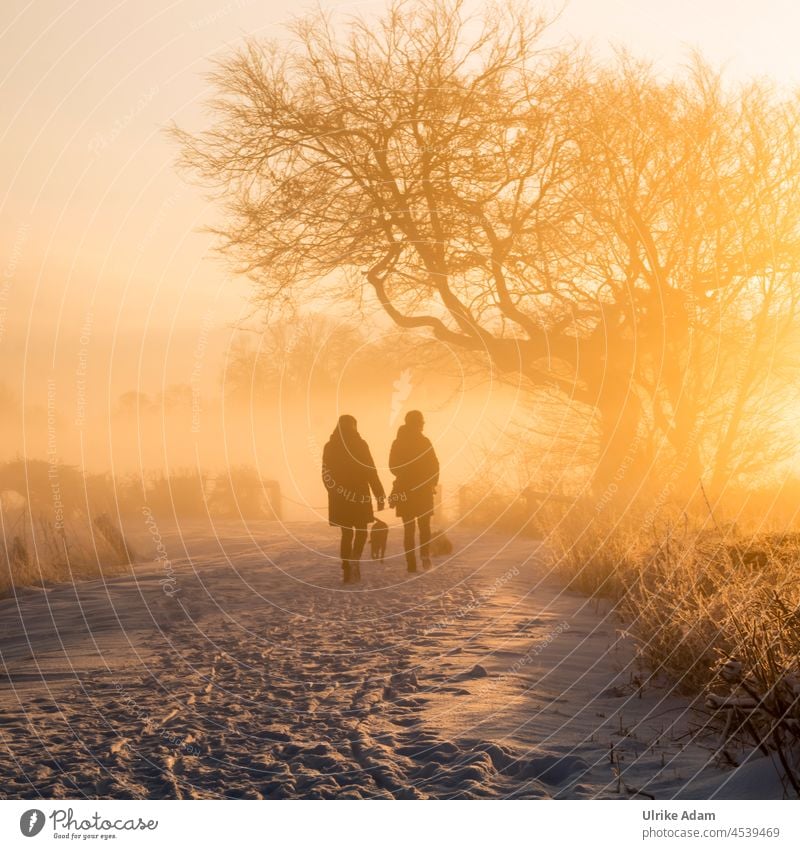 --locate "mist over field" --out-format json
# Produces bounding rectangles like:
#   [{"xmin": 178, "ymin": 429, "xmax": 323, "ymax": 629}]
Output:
[
  {"xmin": 0, "ymin": 313, "xmax": 536, "ymax": 526},
  {"xmin": 3, "ymin": 0, "xmax": 800, "ymax": 806}
]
